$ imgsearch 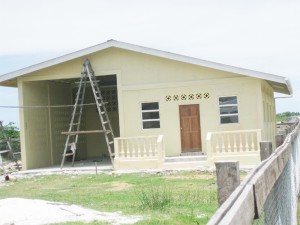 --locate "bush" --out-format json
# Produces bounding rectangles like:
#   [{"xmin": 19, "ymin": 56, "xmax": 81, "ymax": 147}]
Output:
[
  {"xmin": 0, "ymin": 122, "xmax": 20, "ymax": 159},
  {"xmin": 137, "ymin": 185, "xmax": 173, "ymax": 211}
]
